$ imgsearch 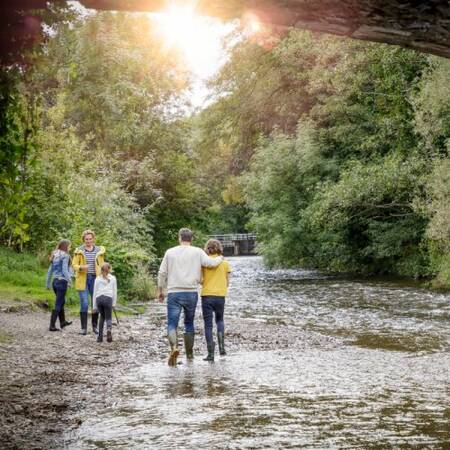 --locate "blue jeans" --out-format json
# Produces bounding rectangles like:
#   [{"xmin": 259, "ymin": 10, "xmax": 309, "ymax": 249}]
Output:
[
  {"xmin": 52, "ymin": 278, "xmax": 68, "ymax": 313},
  {"xmin": 201, "ymin": 296, "xmax": 225, "ymax": 344},
  {"xmin": 167, "ymin": 292, "xmax": 198, "ymax": 333},
  {"xmin": 78, "ymin": 273, "xmax": 96, "ymax": 313}
]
